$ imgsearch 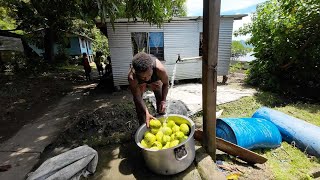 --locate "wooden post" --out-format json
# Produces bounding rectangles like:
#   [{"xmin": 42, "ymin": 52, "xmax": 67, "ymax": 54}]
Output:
[{"xmin": 202, "ymin": 0, "xmax": 221, "ymax": 160}]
